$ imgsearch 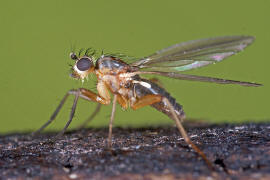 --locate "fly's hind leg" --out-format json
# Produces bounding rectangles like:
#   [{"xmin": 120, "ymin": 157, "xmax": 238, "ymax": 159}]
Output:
[
  {"xmin": 131, "ymin": 94, "xmax": 162, "ymax": 110},
  {"xmin": 162, "ymin": 97, "xmax": 215, "ymax": 171},
  {"xmin": 130, "ymin": 95, "xmax": 214, "ymax": 170},
  {"xmin": 32, "ymin": 88, "xmax": 110, "ymax": 137}
]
